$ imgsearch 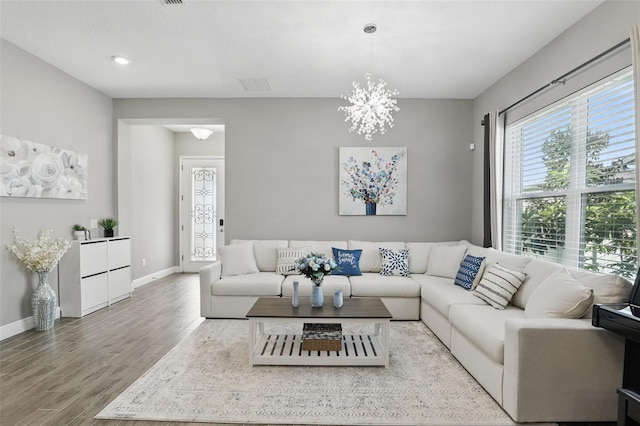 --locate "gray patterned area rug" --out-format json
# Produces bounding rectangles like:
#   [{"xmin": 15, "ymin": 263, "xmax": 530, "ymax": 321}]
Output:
[{"xmin": 96, "ymin": 319, "xmax": 516, "ymax": 425}]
